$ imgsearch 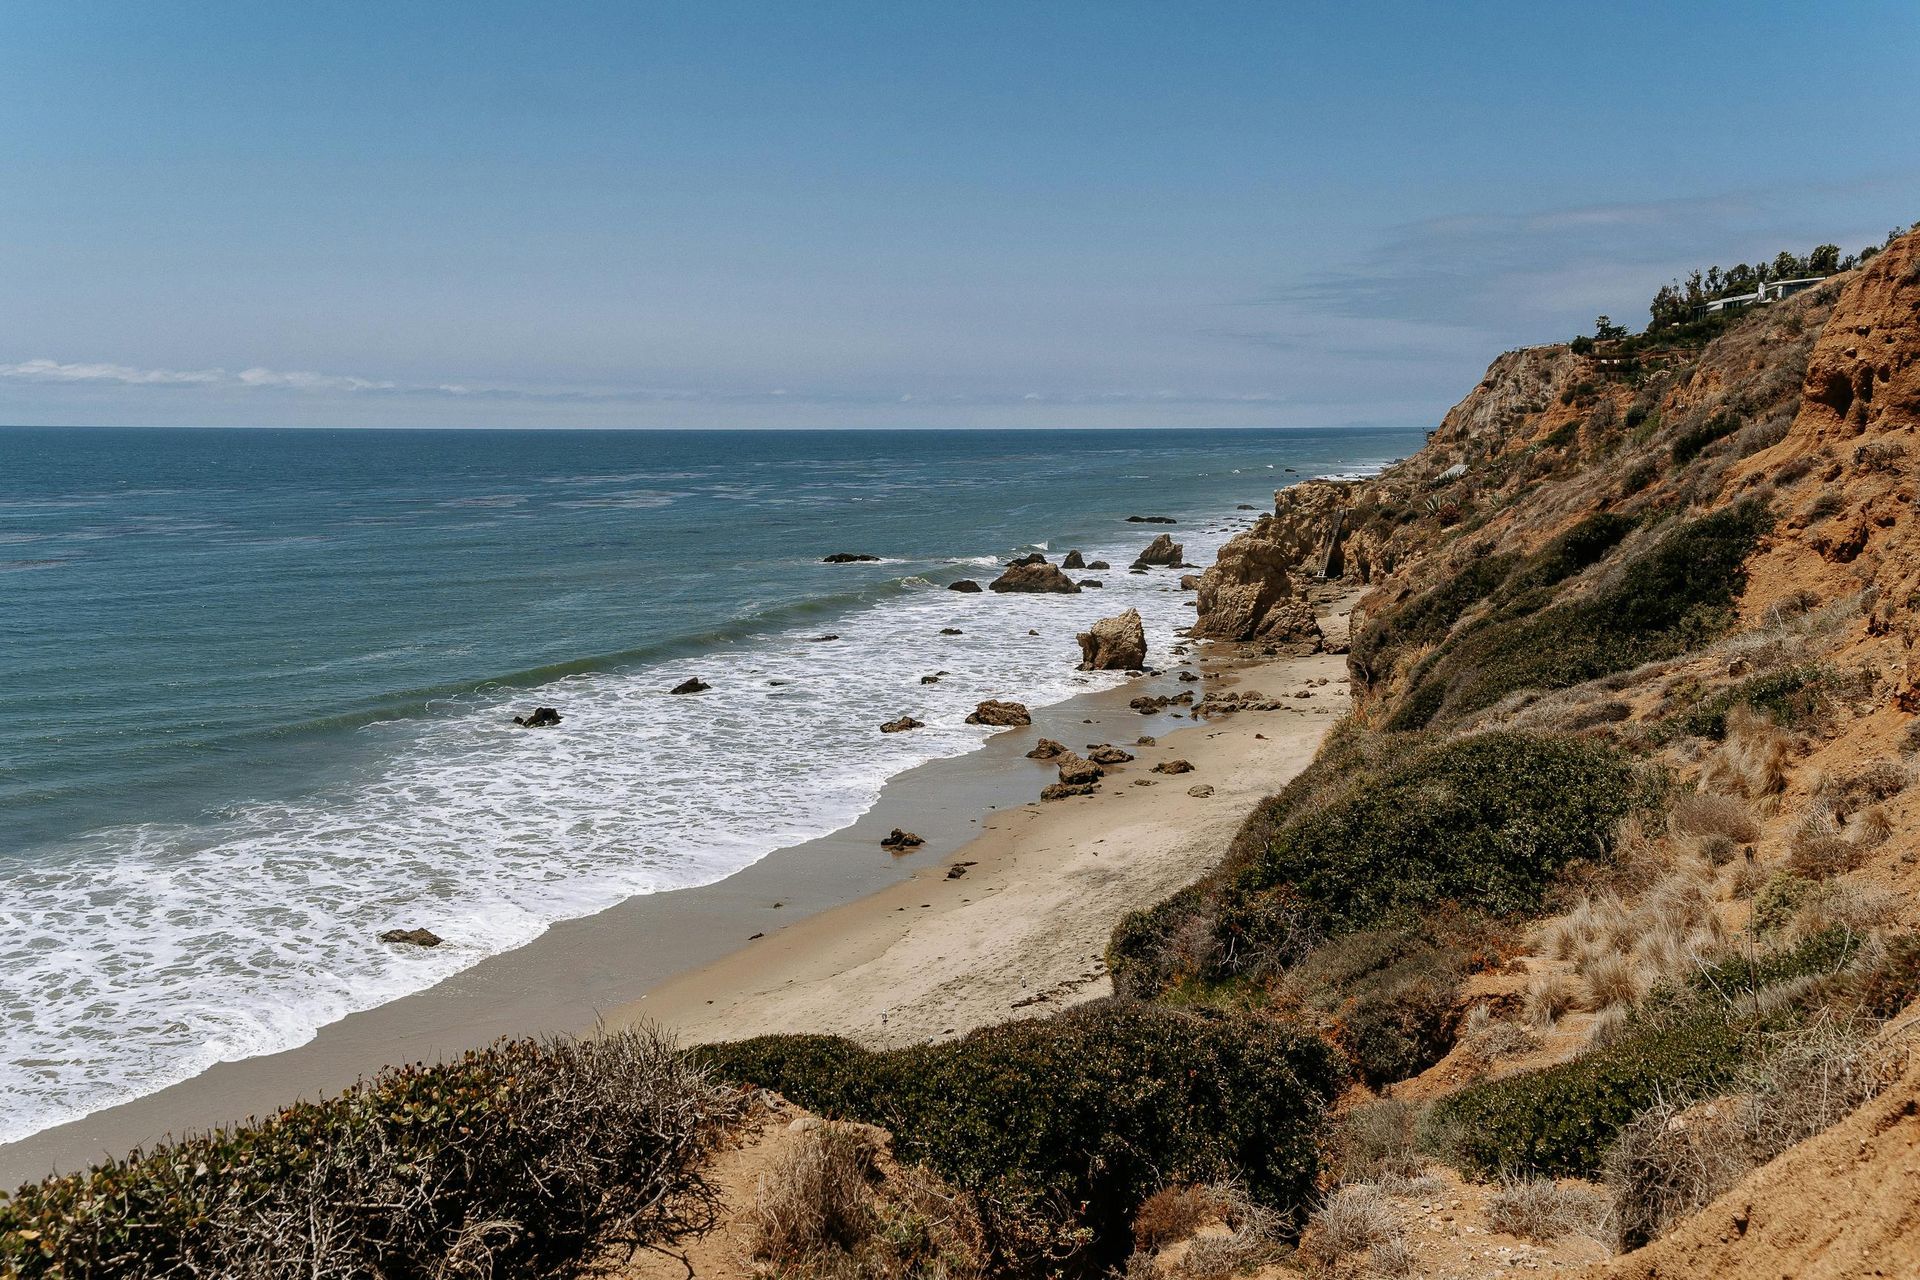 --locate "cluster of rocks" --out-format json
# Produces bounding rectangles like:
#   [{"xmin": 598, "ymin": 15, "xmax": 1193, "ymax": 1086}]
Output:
[
  {"xmin": 1129, "ymin": 691, "xmax": 1196, "ymax": 715},
  {"xmin": 1195, "ymin": 690, "xmax": 1288, "ymax": 717},
  {"xmin": 880, "ymin": 828, "xmax": 923, "ymax": 851},
  {"xmin": 989, "ymin": 553, "xmax": 1081, "ymax": 594}
]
